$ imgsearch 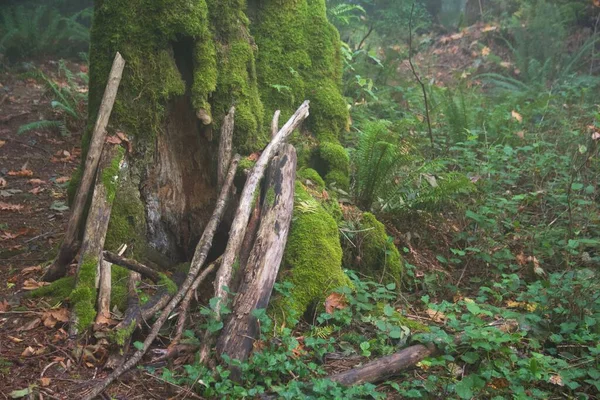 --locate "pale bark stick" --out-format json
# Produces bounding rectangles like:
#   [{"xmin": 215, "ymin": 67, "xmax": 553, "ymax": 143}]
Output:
[
  {"xmin": 199, "ymin": 102, "xmax": 309, "ymax": 363},
  {"xmin": 43, "ymin": 52, "xmax": 125, "ymax": 282},
  {"xmin": 212, "ymin": 101, "xmax": 309, "ymax": 319},
  {"xmin": 271, "ymin": 110, "xmax": 281, "ymax": 138},
  {"xmin": 218, "ymin": 106, "xmax": 235, "ymax": 190},
  {"xmin": 95, "ymin": 245, "xmax": 127, "ymax": 326},
  {"xmin": 82, "ymin": 155, "xmax": 240, "ymax": 400},
  {"xmin": 217, "ymin": 145, "xmax": 297, "ymax": 373},
  {"xmin": 102, "ymin": 251, "xmax": 162, "ymax": 283},
  {"xmin": 68, "ymin": 143, "xmax": 123, "ymax": 335}
]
